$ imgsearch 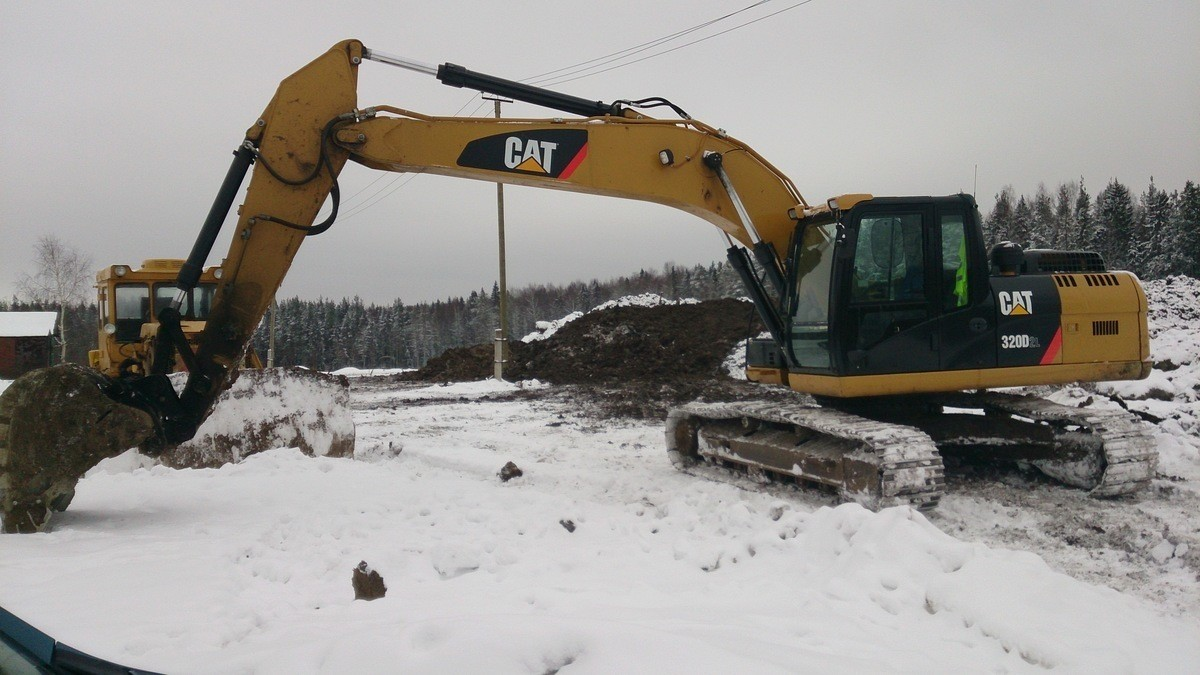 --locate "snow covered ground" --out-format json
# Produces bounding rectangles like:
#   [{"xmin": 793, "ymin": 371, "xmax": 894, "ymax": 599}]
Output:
[
  {"xmin": 1, "ymin": 374, "xmax": 1197, "ymax": 672},
  {"xmin": 1, "ymin": 279, "xmax": 1198, "ymax": 672}
]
